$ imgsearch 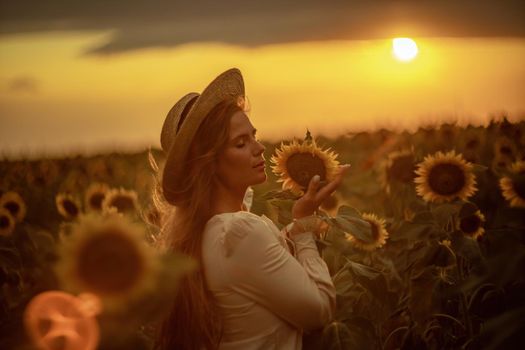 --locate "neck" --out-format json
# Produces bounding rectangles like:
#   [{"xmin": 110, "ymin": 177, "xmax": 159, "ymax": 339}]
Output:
[{"xmin": 211, "ymin": 181, "xmax": 247, "ymax": 215}]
